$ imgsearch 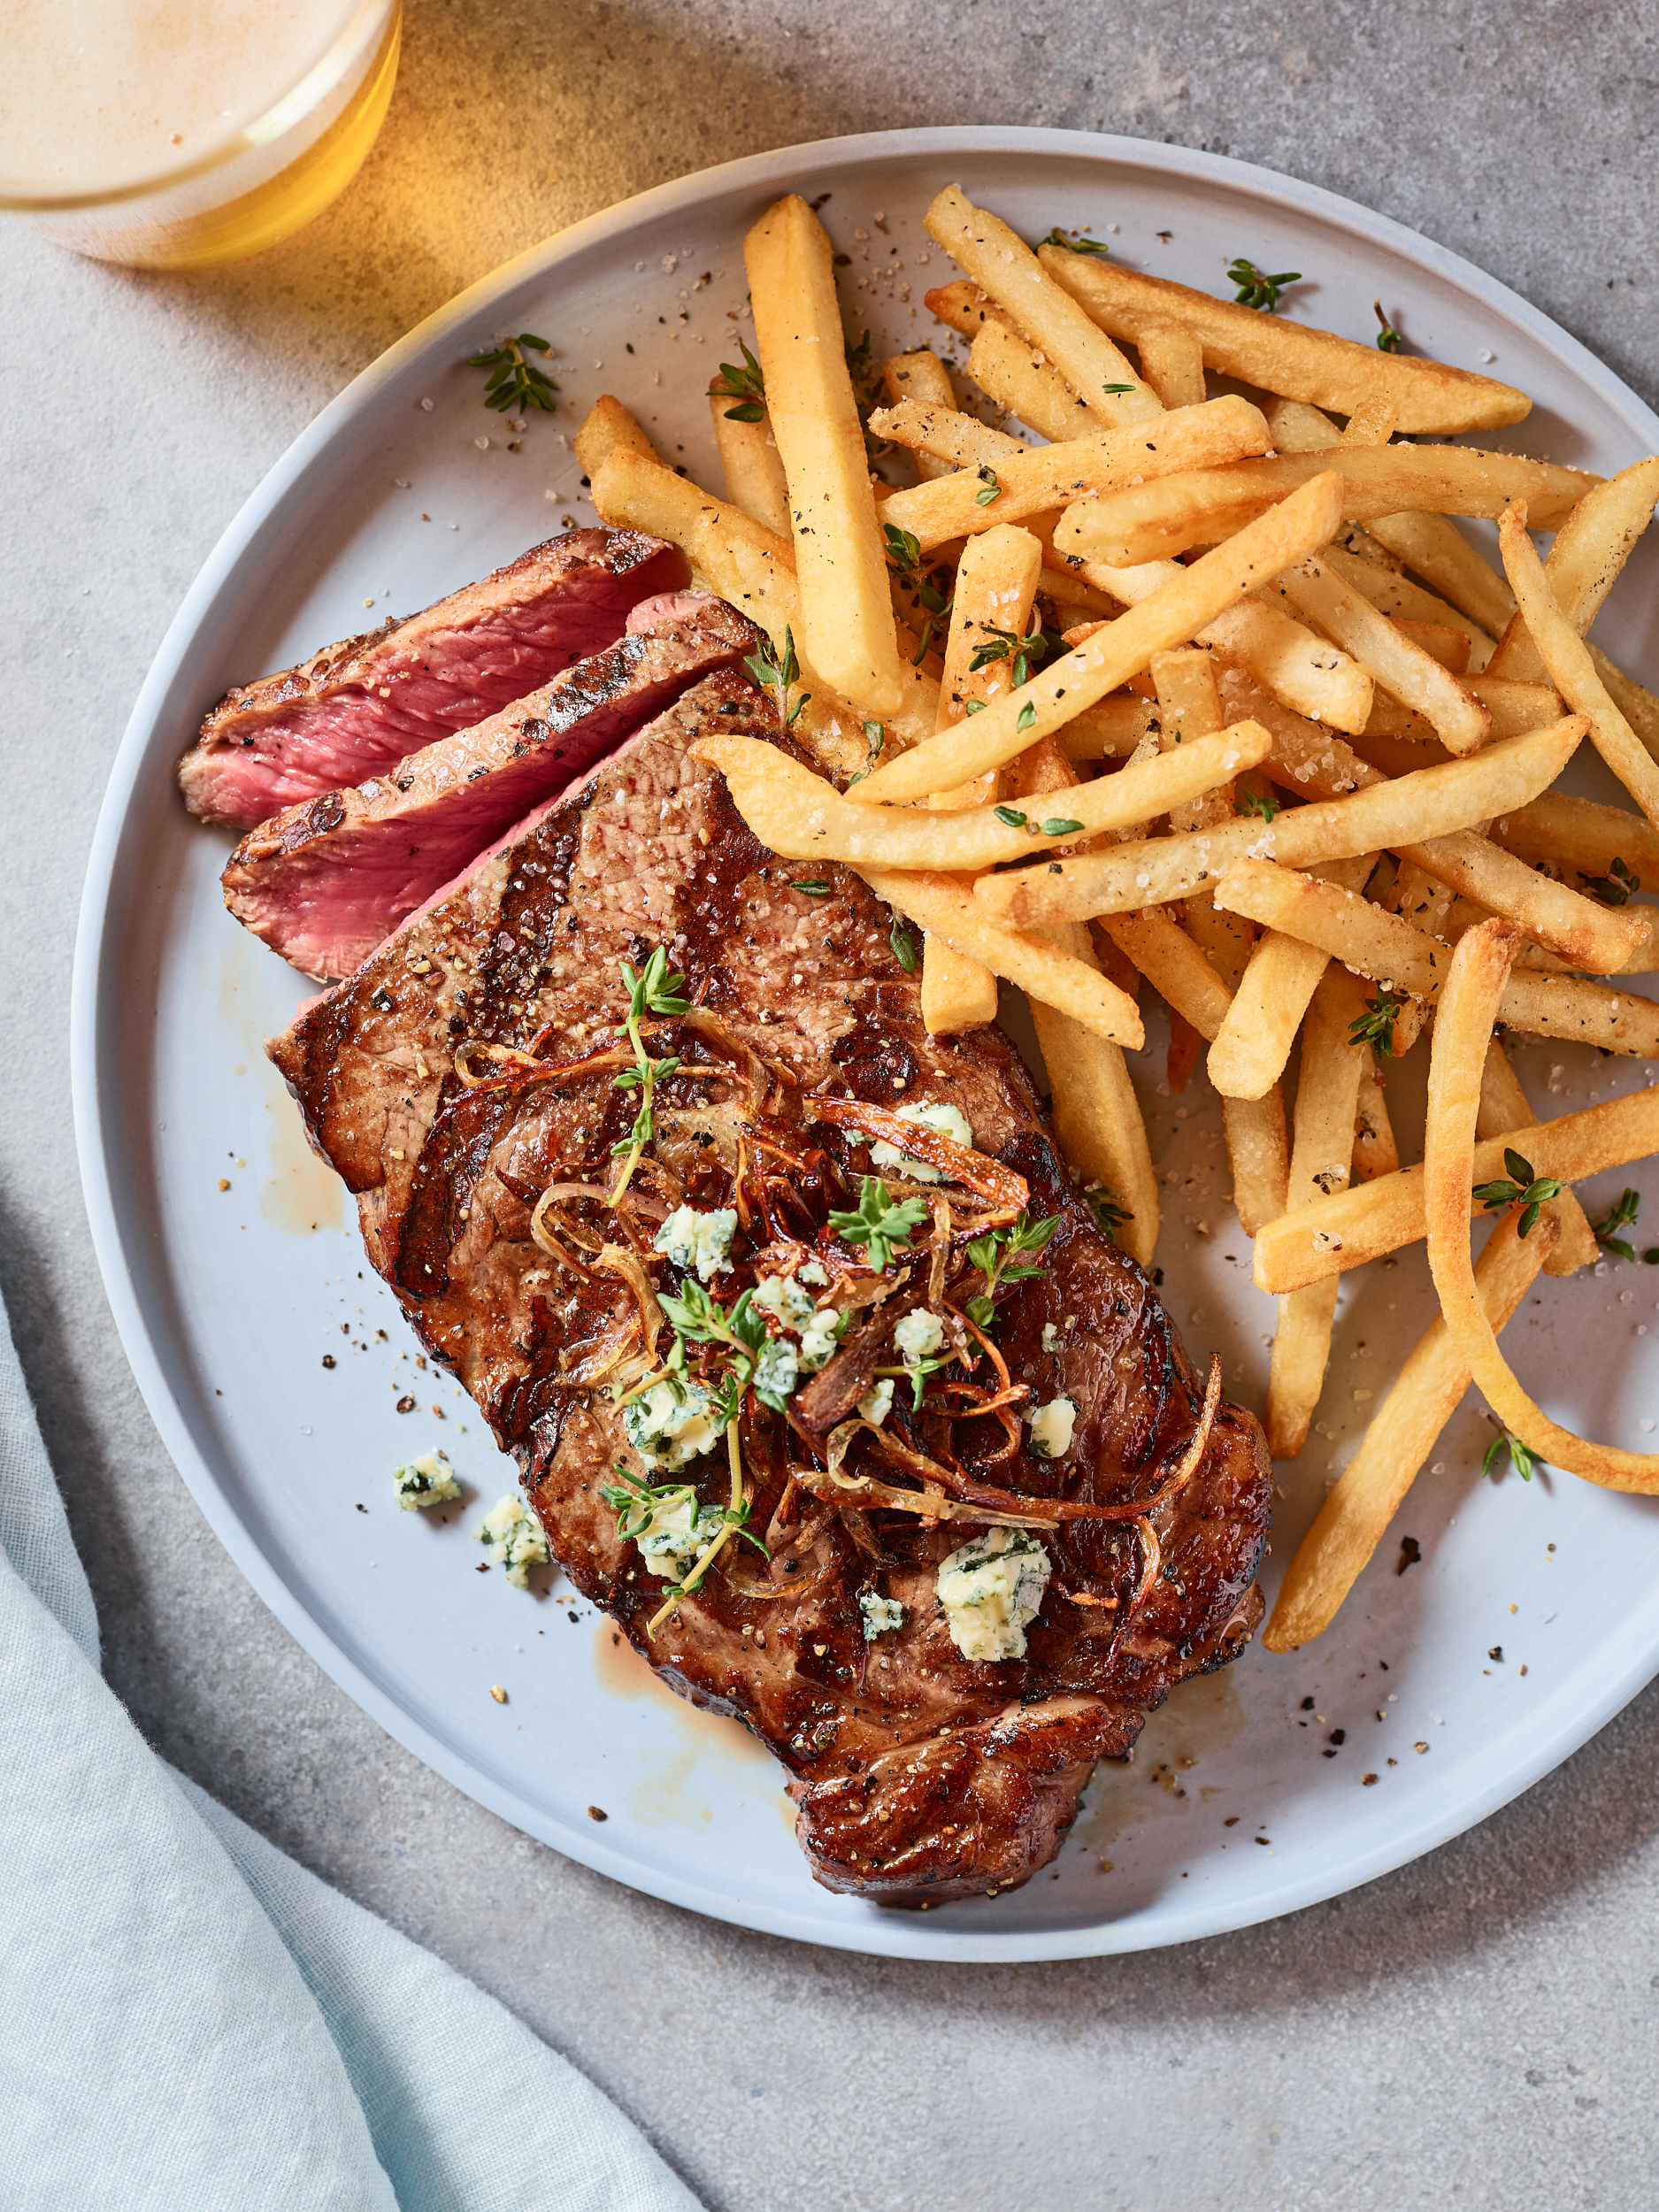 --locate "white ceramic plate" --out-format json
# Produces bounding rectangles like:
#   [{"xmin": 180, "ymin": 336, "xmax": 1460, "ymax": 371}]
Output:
[{"xmin": 73, "ymin": 127, "xmax": 1659, "ymax": 1962}]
